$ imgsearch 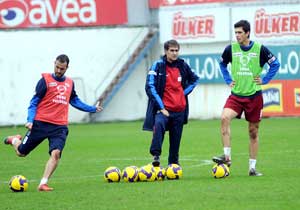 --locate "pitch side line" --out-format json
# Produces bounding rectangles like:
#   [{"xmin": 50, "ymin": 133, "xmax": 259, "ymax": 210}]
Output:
[{"xmin": 0, "ymin": 159, "xmax": 212, "ymax": 184}]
